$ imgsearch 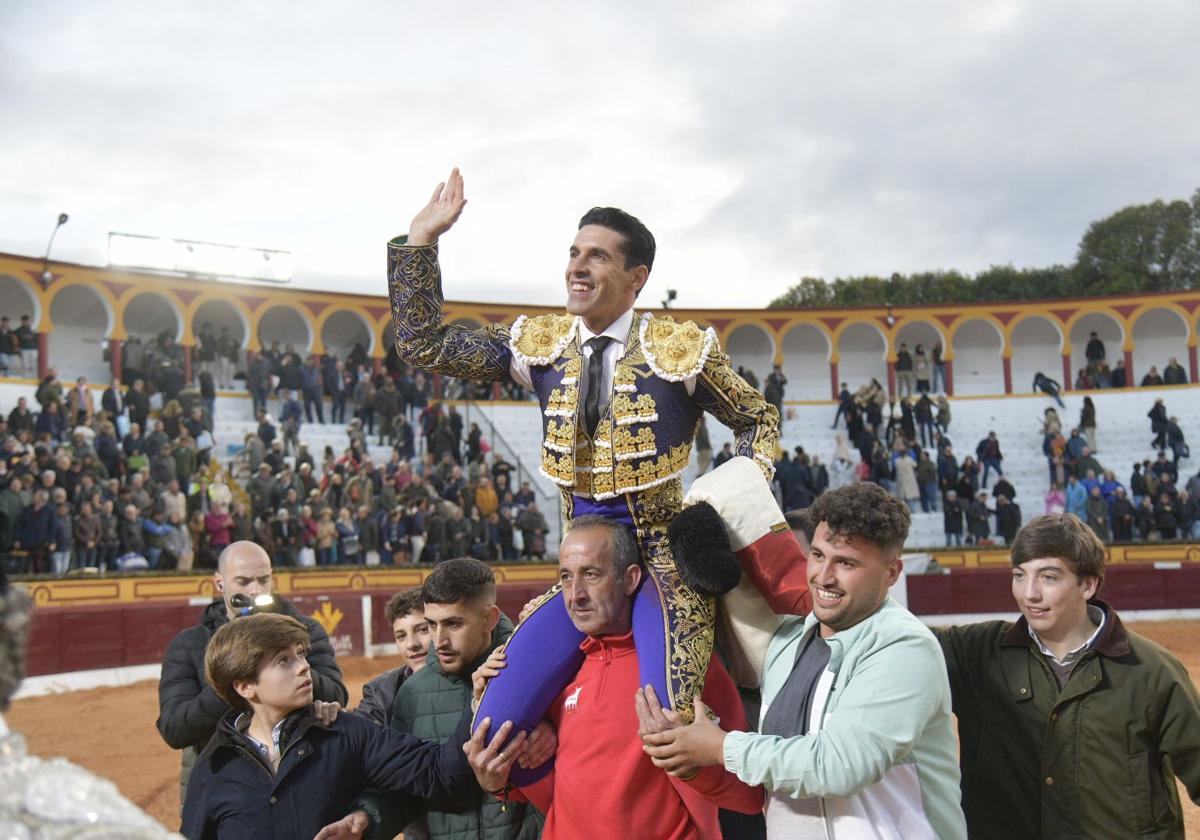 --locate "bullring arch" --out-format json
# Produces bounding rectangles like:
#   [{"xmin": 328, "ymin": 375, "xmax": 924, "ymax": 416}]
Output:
[
  {"xmin": 1009, "ymin": 314, "xmax": 1064, "ymax": 393},
  {"xmin": 726, "ymin": 322, "xmax": 776, "ymax": 384},
  {"xmin": 779, "ymin": 322, "xmax": 832, "ymax": 400},
  {"xmin": 836, "ymin": 320, "xmax": 887, "ymax": 392},
  {"xmin": 1131, "ymin": 306, "xmax": 1189, "ymax": 384},
  {"xmin": 950, "ymin": 317, "xmax": 1004, "ymax": 395}
]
